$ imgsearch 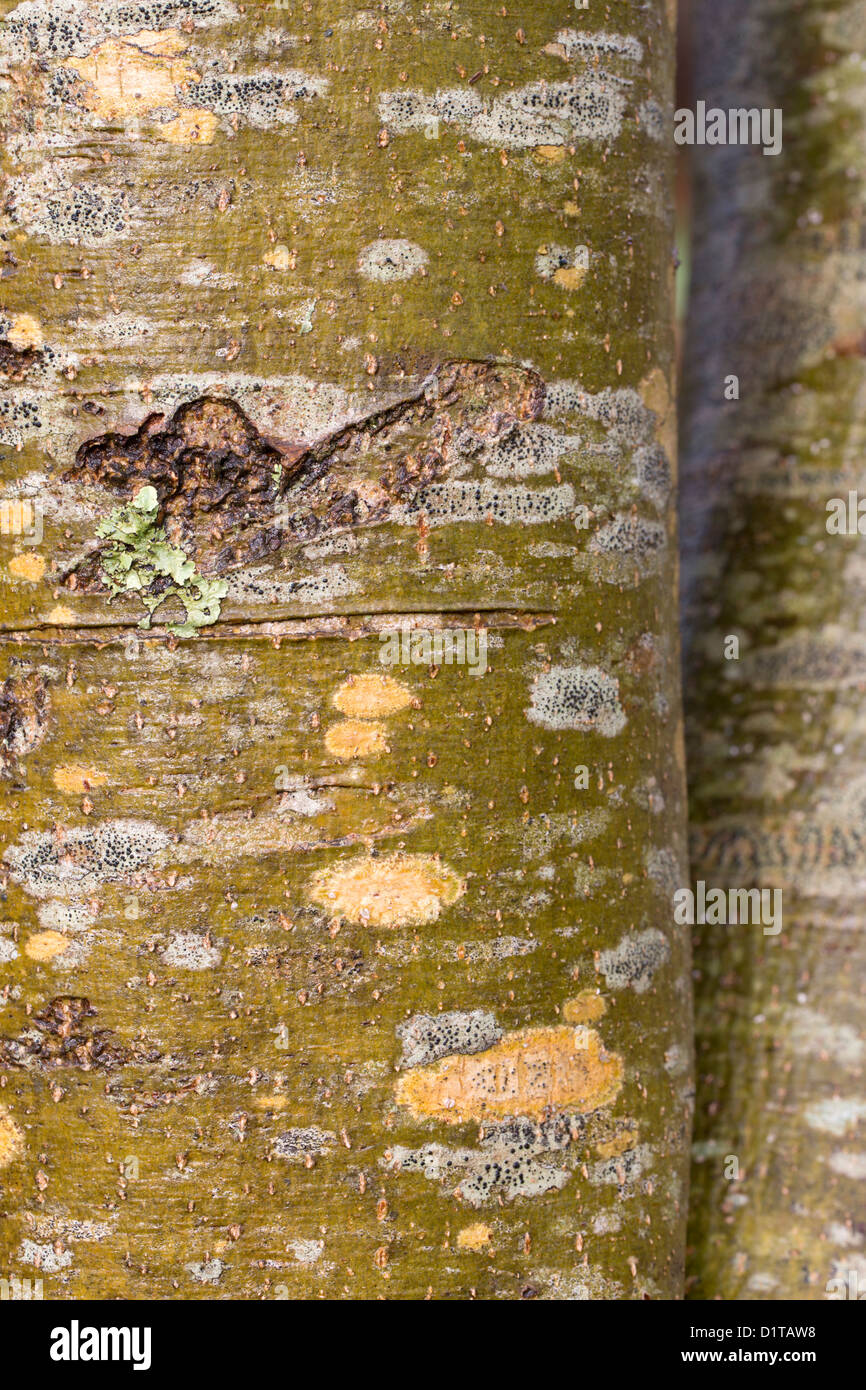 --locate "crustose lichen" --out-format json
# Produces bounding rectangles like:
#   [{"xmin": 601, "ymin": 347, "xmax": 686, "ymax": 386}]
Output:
[{"xmin": 96, "ymin": 486, "xmax": 227, "ymax": 637}]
